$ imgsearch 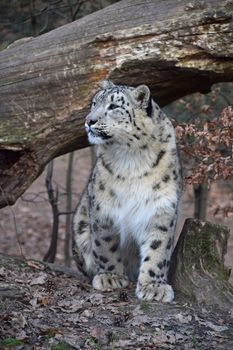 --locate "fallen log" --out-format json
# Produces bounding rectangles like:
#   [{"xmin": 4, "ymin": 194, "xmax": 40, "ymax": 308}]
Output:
[{"xmin": 0, "ymin": 0, "xmax": 233, "ymax": 207}]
